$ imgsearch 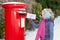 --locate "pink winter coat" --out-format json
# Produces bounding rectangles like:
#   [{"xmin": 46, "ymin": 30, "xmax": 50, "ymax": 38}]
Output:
[{"xmin": 35, "ymin": 20, "xmax": 45, "ymax": 40}]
